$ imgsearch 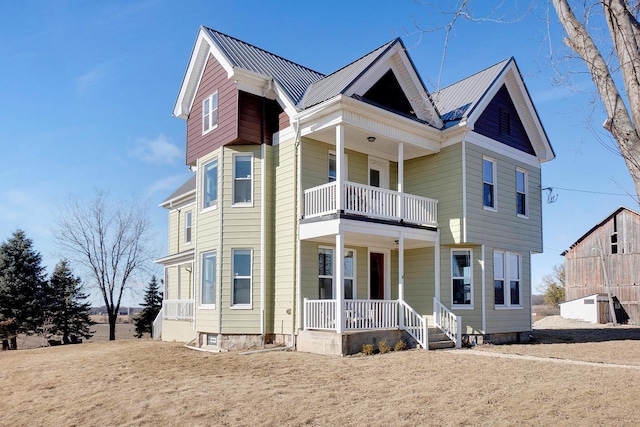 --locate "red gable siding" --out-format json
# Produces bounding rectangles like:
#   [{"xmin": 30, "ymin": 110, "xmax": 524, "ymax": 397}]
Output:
[
  {"xmin": 475, "ymin": 85, "xmax": 535, "ymax": 155},
  {"xmin": 186, "ymin": 54, "xmax": 238, "ymax": 165}
]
